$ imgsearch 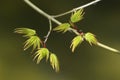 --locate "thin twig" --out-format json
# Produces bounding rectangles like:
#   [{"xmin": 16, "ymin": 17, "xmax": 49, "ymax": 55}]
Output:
[
  {"xmin": 97, "ymin": 42, "xmax": 120, "ymax": 53},
  {"xmin": 44, "ymin": 19, "xmax": 52, "ymax": 43},
  {"xmin": 24, "ymin": 0, "xmax": 61, "ymax": 25},
  {"xmin": 24, "ymin": 0, "xmax": 120, "ymax": 53},
  {"xmin": 52, "ymin": 0, "xmax": 101, "ymax": 18},
  {"xmin": 69, "ymin": 28, "xmax": 80, "ymax": 35}
]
